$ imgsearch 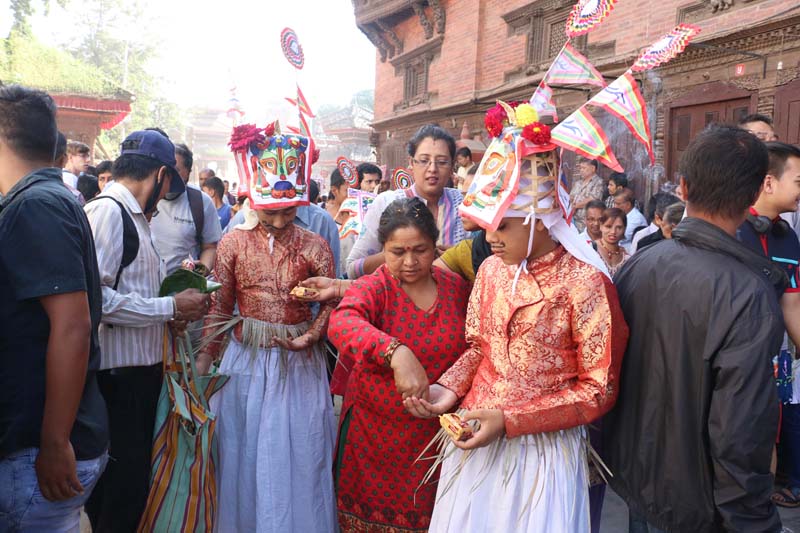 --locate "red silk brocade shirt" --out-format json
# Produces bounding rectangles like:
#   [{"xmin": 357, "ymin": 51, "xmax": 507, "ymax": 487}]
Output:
[
  {"xmin": 328, "ymin": 265, "xmax": 470, "ymax": 531},
  {"xmin": 204, "ymin": 223, "xmax": 335, "ymax": 359},
  {"xmin": 438, "ymin": 246, "xmax": 629, "ymax": 438}
]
